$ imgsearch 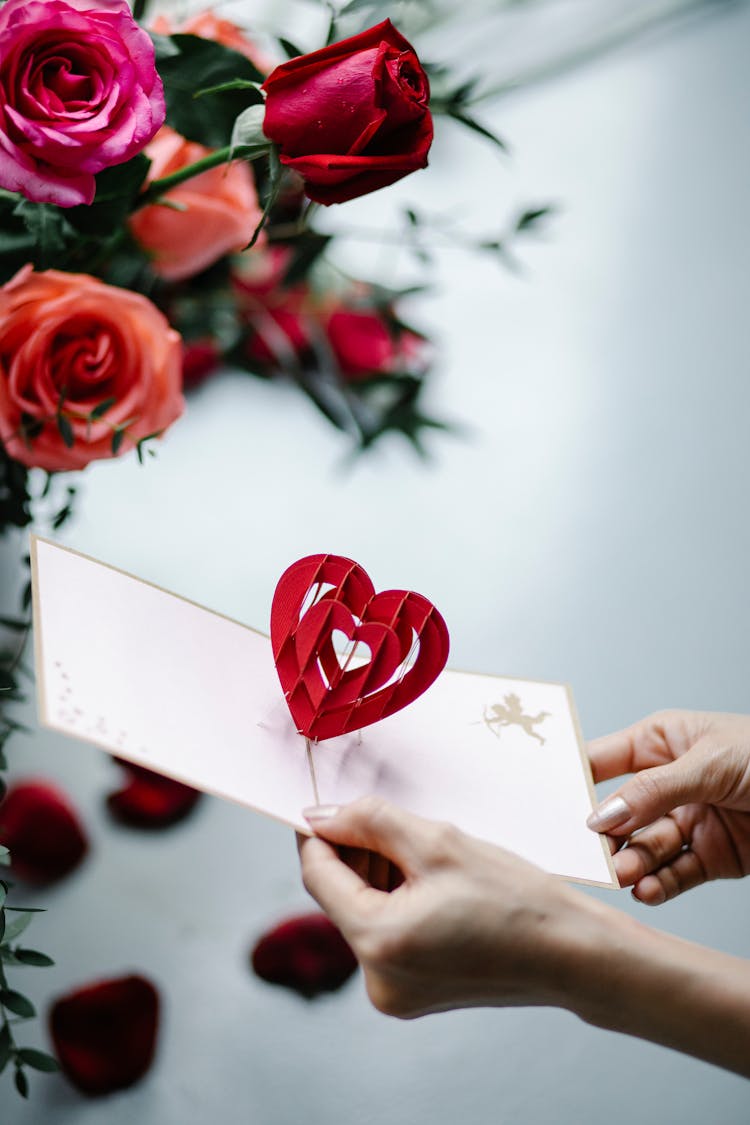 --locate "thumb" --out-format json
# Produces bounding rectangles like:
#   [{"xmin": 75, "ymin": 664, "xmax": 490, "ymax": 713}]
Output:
[
  {"xmin": 303, "ymin": 796, "xmax": 435, "ymax": 875},
  {"xmin": 586, "ymin": 741, "xmax": 725, "ymax": 835}
]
